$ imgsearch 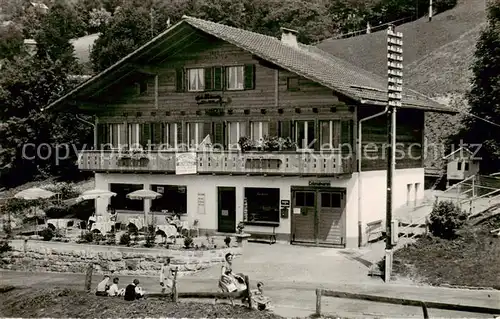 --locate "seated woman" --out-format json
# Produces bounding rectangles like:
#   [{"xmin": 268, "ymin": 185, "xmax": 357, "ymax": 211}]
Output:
[
  {"xmin": 218, "ymin": 253, "xmax": 247, "ymax": 293},
  {"xmin": 95, "ymin": 275, "xmax": 110, "ymax": 296}
]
